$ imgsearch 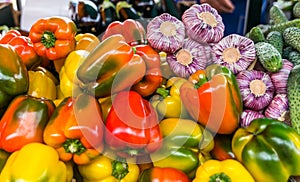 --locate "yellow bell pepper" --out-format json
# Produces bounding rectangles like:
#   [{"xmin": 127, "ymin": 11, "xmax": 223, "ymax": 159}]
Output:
[
  {"xmin": 78, "ymin": 154, "xmax": 140, "ymax": 182},
  {"xmin": 193, "ymin": 159, "xmax": 255, "ymax": 182},
  {"xmin": 75, "ymin": 33, "xmax": 100, "ymax": 51},
  {"xmin": 59, "ymin": 49, "xmax": 89, "ymax": 97},
  {"xmin": 27, "ymin": 66, "xmax": 58, "ymax": 100},
  {"xmin": 0, "ymin": 142, "xmax": 70, "ymax": 182}
]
